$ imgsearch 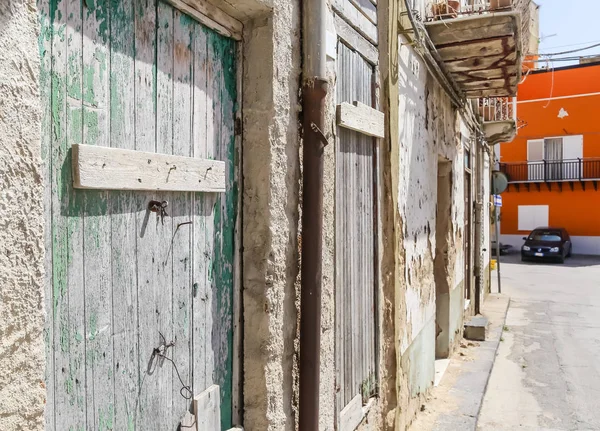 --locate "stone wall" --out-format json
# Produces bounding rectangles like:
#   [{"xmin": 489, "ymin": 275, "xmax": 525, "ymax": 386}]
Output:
[
  {"xmin": 241, "ymin": 1, "xmax": 302, "ymax": 429},
  {"xmin": 0, "ymin": 1, "xmax": 46, "ymax": 430}
]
